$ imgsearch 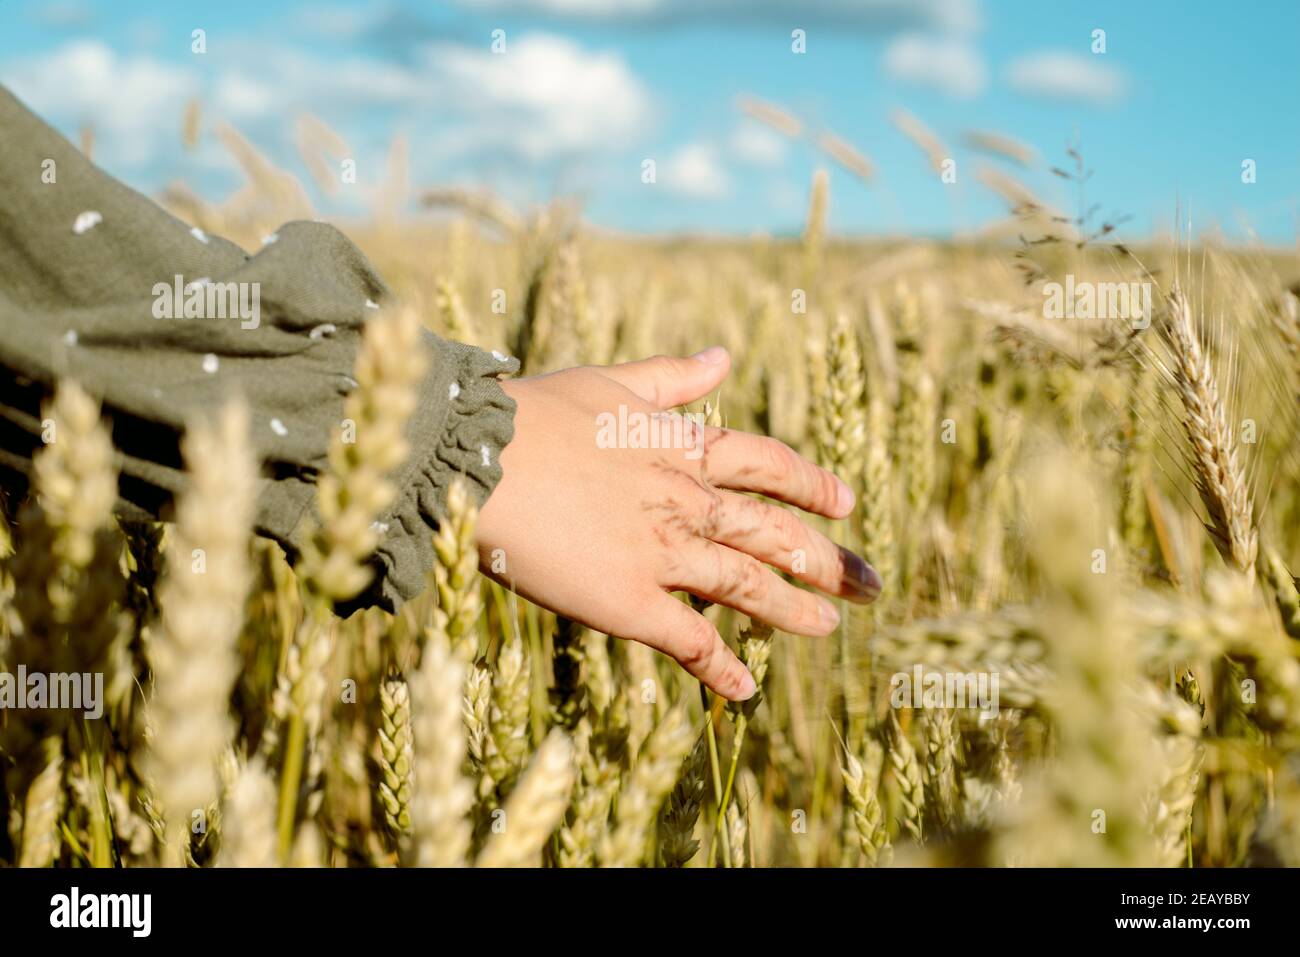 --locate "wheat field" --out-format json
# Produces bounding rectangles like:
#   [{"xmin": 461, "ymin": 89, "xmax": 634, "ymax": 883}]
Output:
[{"xmin": 1, "ymin": 113, "xmax": 1299, "ymax": 869}]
